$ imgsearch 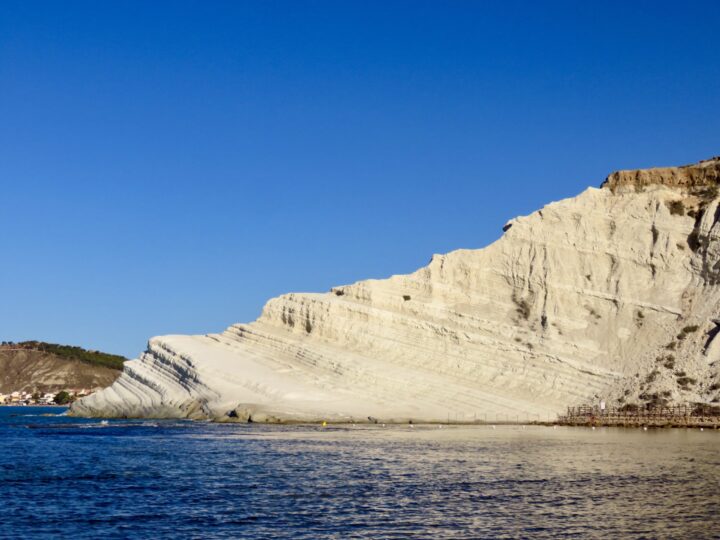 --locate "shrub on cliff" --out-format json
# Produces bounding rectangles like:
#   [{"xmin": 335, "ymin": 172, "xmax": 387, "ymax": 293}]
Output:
[
  {"xmin": 667, "ymin": 200, "xmax": 685, "ymax": 215},
  {"xmin": 620, "ymin": 403, "xmax": 639, "ymax": 412},
  {"xmin": 54, "ymin": 391, "xmax": 72, "ymax": 405}
]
